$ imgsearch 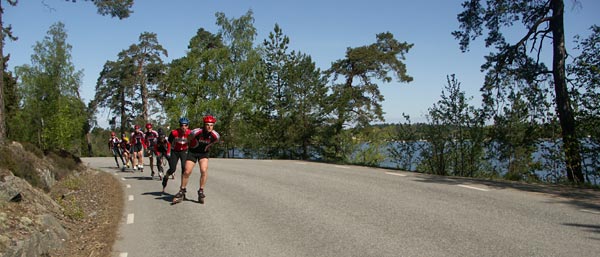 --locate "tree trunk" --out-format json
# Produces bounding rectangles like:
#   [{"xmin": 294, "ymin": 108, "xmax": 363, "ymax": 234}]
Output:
[
  {"xmin": 137, "ymin": 59, "xmax": 148, "ymax": 122},
  {"xmin": 120, "ymin": 85, "xmax": 127, "ymax": 134},
  {"xmin": 551, "ymin": 0, "xmax": 584, "ymax": 183},
  {"xmin": 0, "ymin": 2, "xmax": 7, "ymax": 144}
]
